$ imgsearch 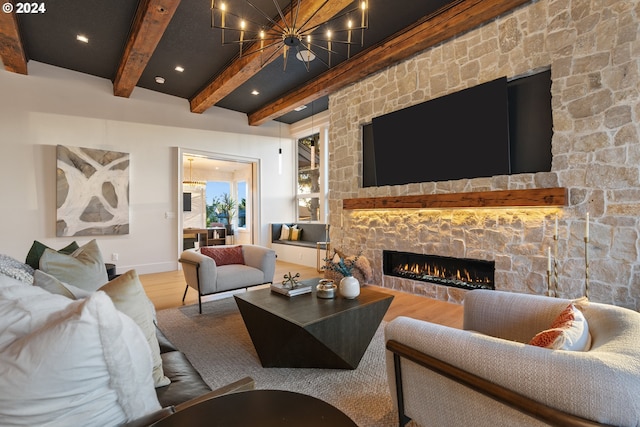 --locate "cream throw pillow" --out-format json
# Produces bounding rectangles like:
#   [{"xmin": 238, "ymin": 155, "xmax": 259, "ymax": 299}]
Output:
[
  {"xmin": 99, "ymin": 270, "xmax": 170, "ymax": 387},
  {"xmin": 39, "ymin": 239, "xmax": 108, "ymax": 291}
]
